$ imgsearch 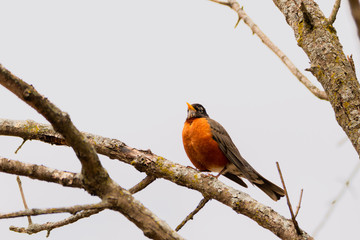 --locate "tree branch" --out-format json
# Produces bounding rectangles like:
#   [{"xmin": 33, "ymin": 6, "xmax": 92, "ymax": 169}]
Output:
[
  {"xmin": 210, "ymin": 0, "xmax": 328, "ymax": 100},
  {"xmin": 16, "ymin": 176, "xmax": 33, "ymax": 225},
  {"xmin": 276, "ymin": 162, "xmax": 301, "ymax": 235},
  {"xmin": 0, "ymin": 119, "xmax": 312, "ymax": 239},
  {"xmin": 294, "ymin": 189, "xmax": 304, "ymax": 218},
  {"xmin": 0, "ymin": 202, "xmax": 110, "ymax": 219},
  {"xmin": 0, "ymin": 66, "xmax": 184, "ymax": 240},
  {"xmin": 9, "ymin": 209, "xmax": 103, "ymax": 236},
  {"xmin": 175, "ymin": 198, "xmax": 210, "ymax": 231},
  {"xmin": 272, "ymin": 0, "xmax": 360, "ymax": 156},
  {"xmin": 133, "ymin": 156, "xmax": 312, "ymax": 240},
  {"xmin": 0, "ymin": 64, "xmax": 107, "ymax": 194},
  {"xmin": 0, "ymin": 157, "xmax": 83, "ymax": 188}
]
